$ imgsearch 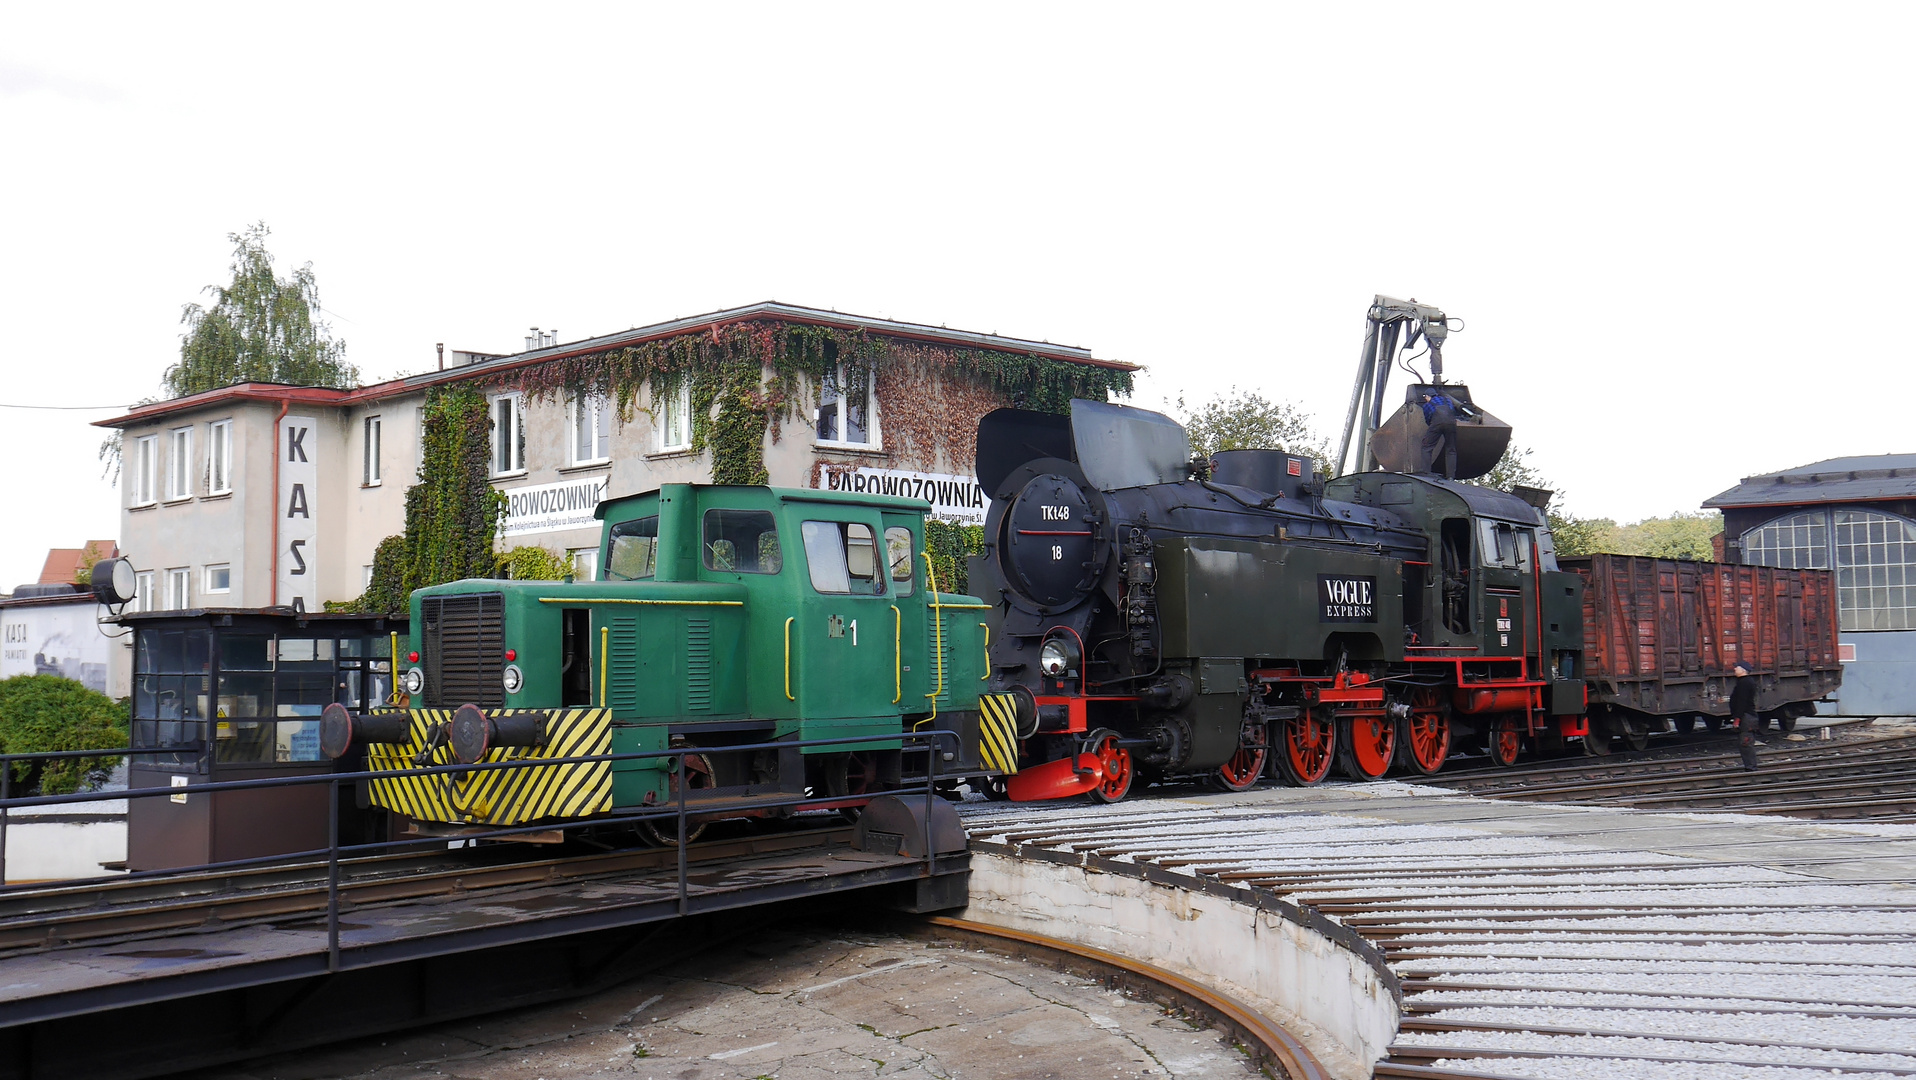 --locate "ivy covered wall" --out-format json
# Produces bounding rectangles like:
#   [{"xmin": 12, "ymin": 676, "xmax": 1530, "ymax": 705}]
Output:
[{"xmin": 515, "ymin": 319, "xmax": 1131, "ymax": 487}]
